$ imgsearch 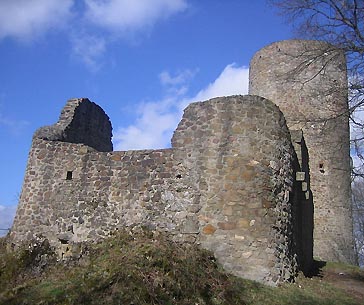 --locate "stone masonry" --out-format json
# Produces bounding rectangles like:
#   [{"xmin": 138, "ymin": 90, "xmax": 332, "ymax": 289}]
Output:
[
  {"xmin": 10, "ymin": 39, "xmax": 355, "ymax": 285},
  {"xmin": 249, "ymin": 40, "xmax": 354, "ymax": 264}
]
